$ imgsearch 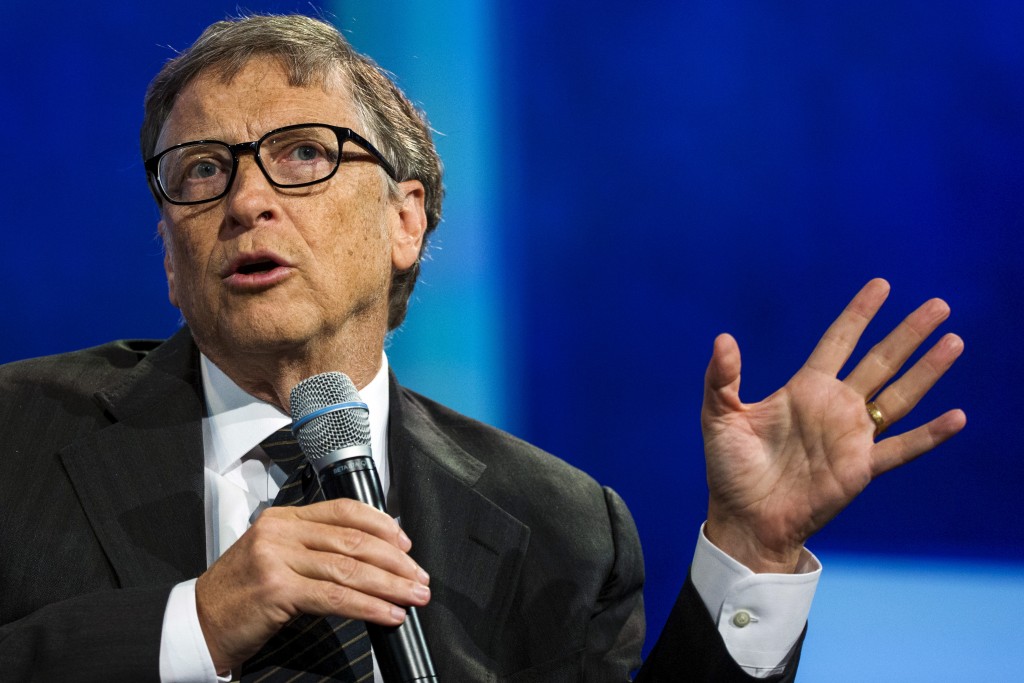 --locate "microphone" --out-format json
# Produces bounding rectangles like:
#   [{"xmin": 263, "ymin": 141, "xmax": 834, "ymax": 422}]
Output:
[{"xmin": 290, "ymin": 372, "xmax": 438, "ymax": 683}]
